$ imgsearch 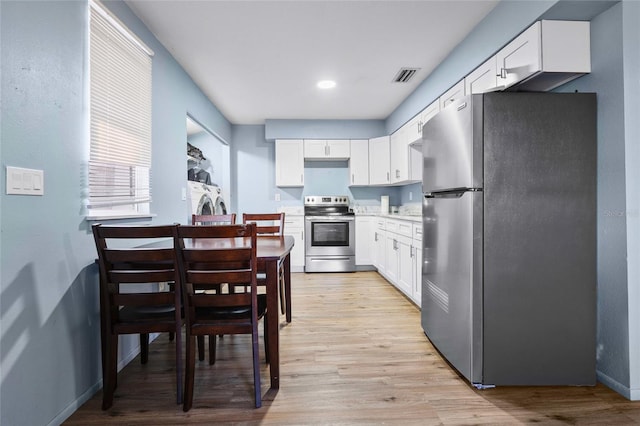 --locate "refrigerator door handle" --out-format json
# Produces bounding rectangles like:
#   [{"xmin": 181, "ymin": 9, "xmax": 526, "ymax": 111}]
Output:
[{"xmin": 424, "ymin": 187, "xmax": 481, "ymax": 198}]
